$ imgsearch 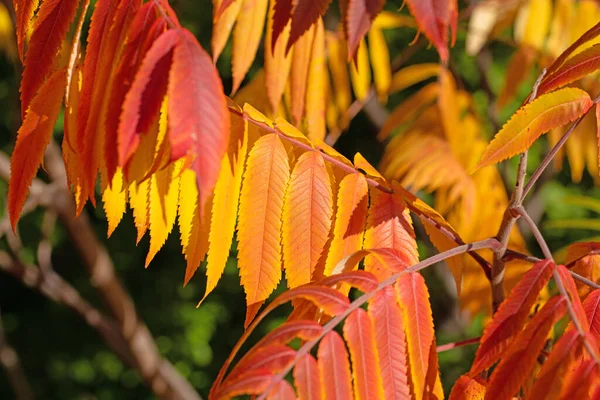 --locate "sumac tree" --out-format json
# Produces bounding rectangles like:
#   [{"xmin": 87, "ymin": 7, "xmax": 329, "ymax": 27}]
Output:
[{"xmin": 6, "ymin": 0, "xmax": 600, "ymax": 398}]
